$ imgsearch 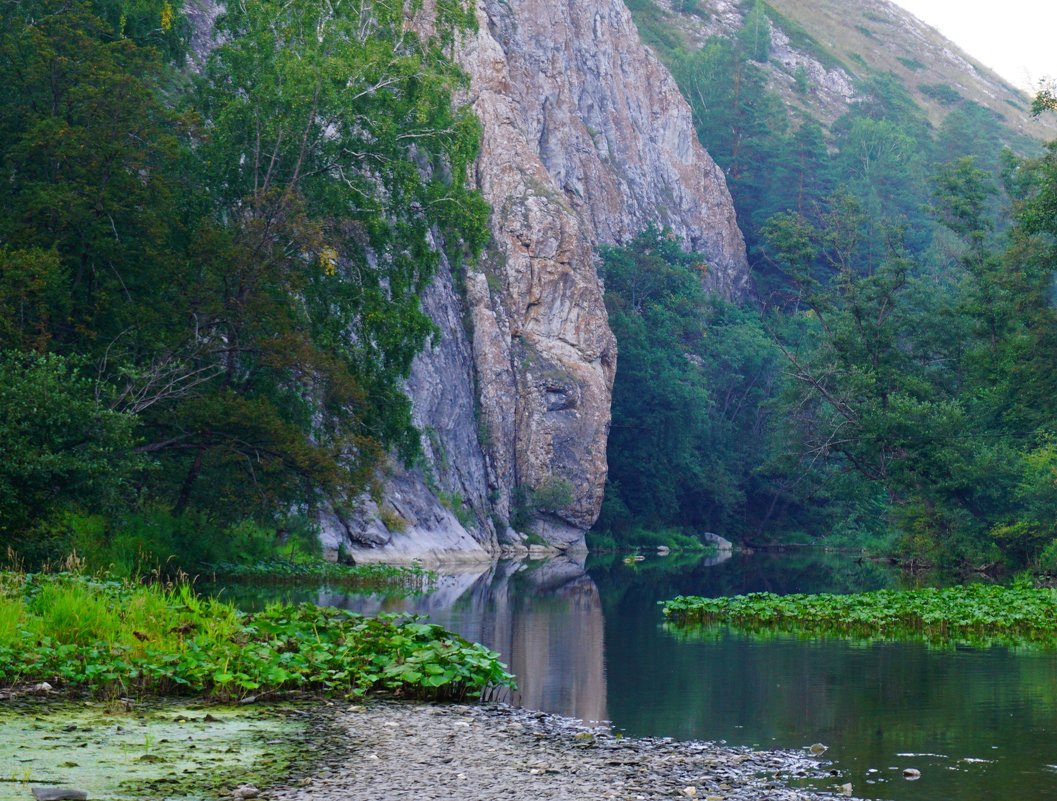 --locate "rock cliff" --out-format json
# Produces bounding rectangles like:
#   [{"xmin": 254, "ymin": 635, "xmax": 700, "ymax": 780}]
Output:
[{"xmin": 325, "ymin": 0, "xmax": 750, "ymax": 561}]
